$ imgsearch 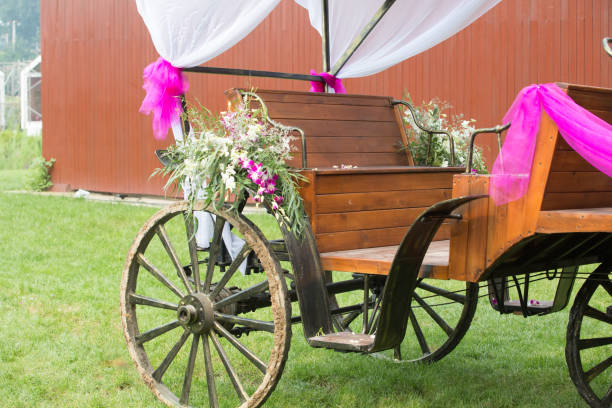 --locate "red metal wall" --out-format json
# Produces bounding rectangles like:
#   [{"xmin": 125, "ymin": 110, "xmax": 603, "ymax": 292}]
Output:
[{"xmin": 41, "ymin": 0, "xmax": 612, "ymax": 195}]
